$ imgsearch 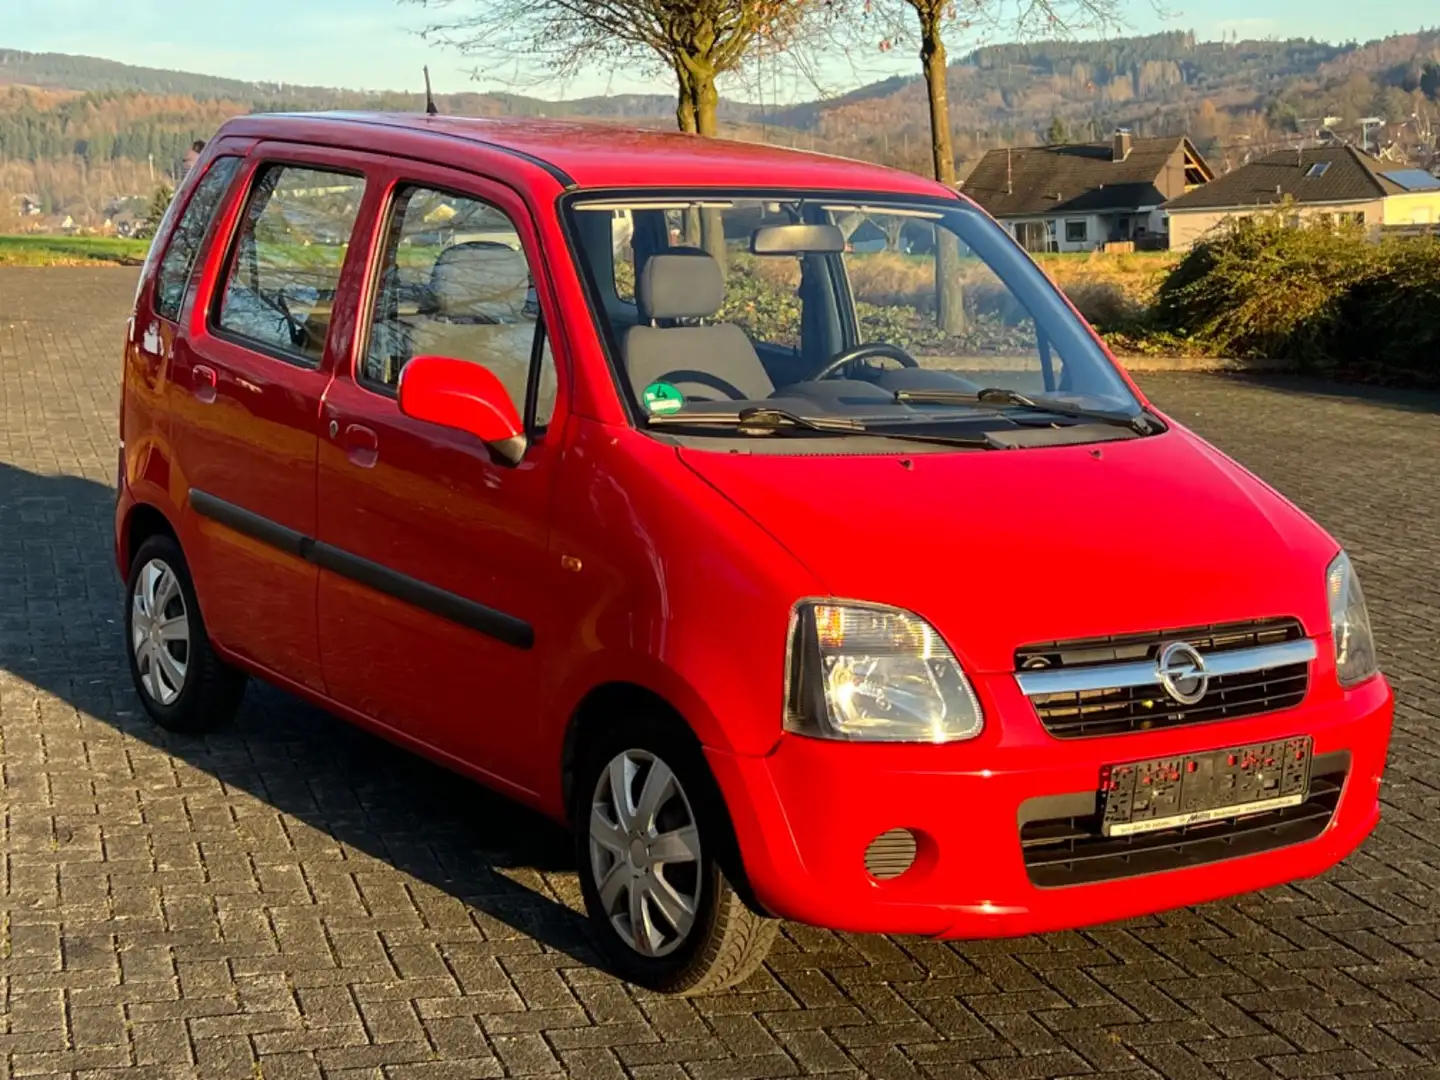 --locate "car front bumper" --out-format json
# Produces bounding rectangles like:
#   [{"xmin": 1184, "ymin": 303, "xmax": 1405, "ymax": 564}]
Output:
[{"xmin": 707, "ymin": 674, "xmax": 1392, "ymax": 939}]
